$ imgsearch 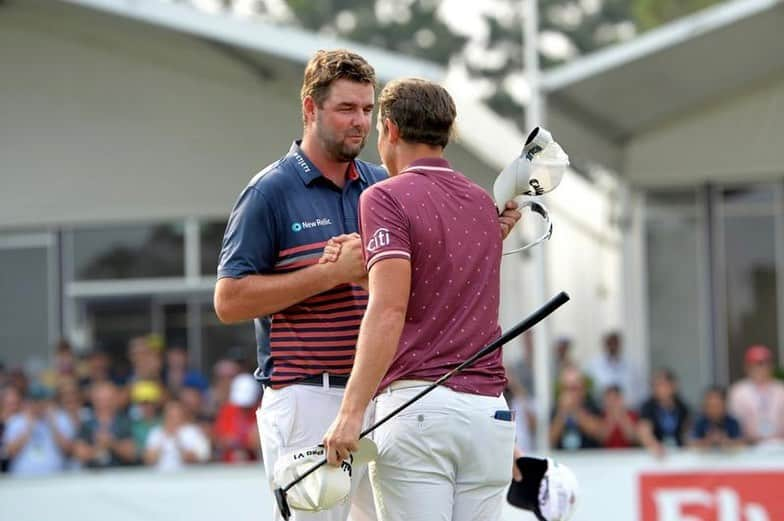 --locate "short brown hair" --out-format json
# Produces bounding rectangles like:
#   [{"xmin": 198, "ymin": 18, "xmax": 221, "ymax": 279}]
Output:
[
  {"xmin": 300, "ymin": 49, "xmax": 376, "ymax": 118},
  {"xmin": 377, "ymin": 78, "xmax": 456, "ymax": 149}
]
